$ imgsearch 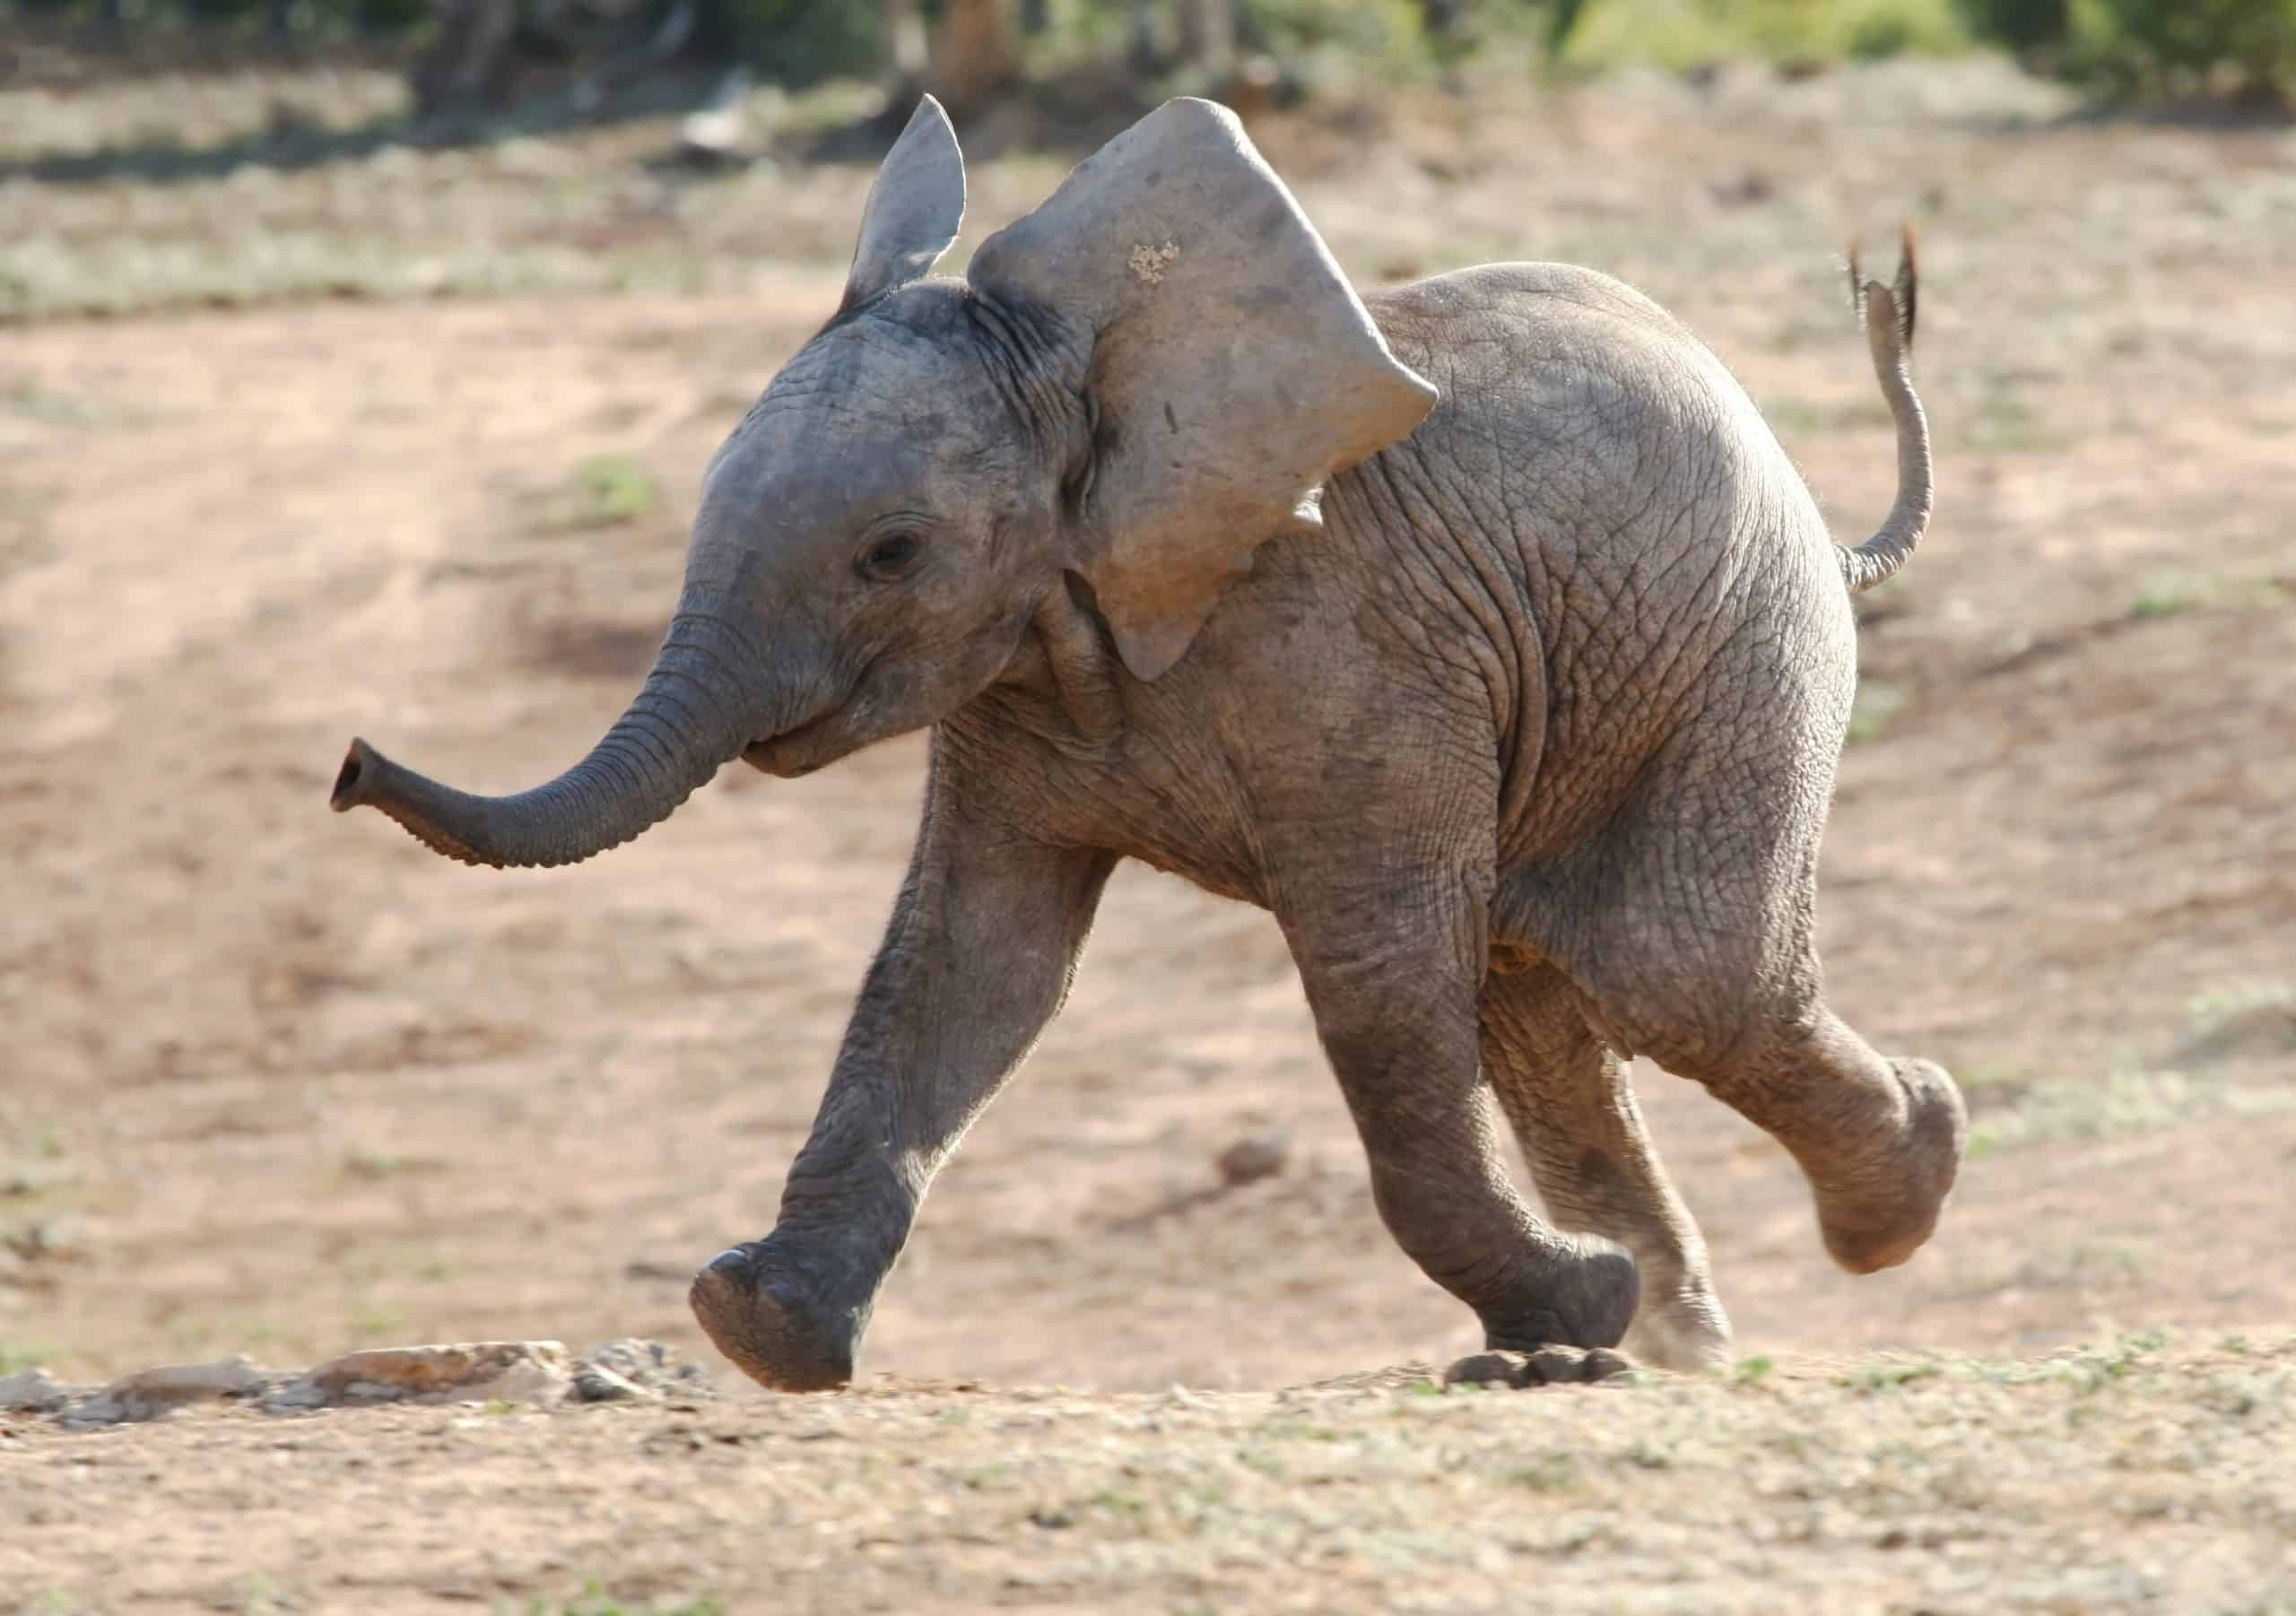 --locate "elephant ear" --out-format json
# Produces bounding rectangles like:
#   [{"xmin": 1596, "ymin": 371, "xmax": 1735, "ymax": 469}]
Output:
[
  {"xmin": 843, "ymin": 95, "xmax": 966, "ymax": 310},
  {"xmin": 968, "ymin": 98, "xmax": 1438, "ymax": 680}
]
